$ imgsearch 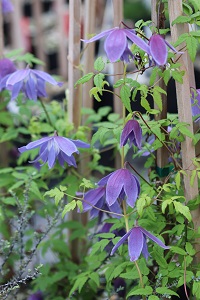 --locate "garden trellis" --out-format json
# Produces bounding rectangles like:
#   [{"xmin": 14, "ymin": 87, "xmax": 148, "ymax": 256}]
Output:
[{"xmin": 1, "ymin": 0, "xmax": 200, "ymax": 299}]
